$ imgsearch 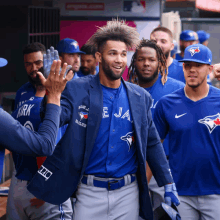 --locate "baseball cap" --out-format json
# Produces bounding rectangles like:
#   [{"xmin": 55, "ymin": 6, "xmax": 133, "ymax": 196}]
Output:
[
  {"xmin": 171, "ymin": 40, "xmax": 180, "ymax": 57},
  {"xmin": 197, "ymin": 30, "xmax": 210, "ymax": 44},
  {"xmin": 154, "ymin": 203, "xmax": 181, "ymax": 220},
  {"xmin": 178, "ymin": 44, "xmax": 212, "ymax": 65},
  {"xmin": 0, "ymin": 58, "xmax": 8, "ymax": 67},
  {"xmin": 180, "ymin": 30, "xmax": 198, "ymax": 41},
  {"xmin": 56, "ymin": 38, "xmax": 85, "ymax": 54}
]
